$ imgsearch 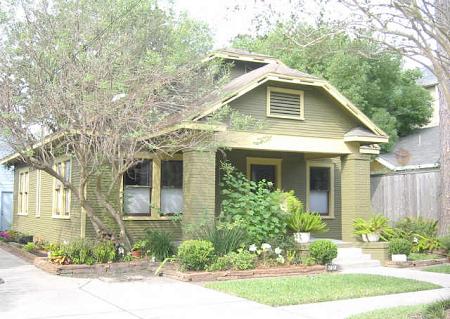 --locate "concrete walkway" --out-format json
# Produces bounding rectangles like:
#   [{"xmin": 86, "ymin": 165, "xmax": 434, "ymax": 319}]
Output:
[
  {"xmin": 280, "ymin": 266, "xmax": 450, "ymax": 319},
  {"xmin": 0, "ymin": 248, "xmax": 301, "ymax": 319}
]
